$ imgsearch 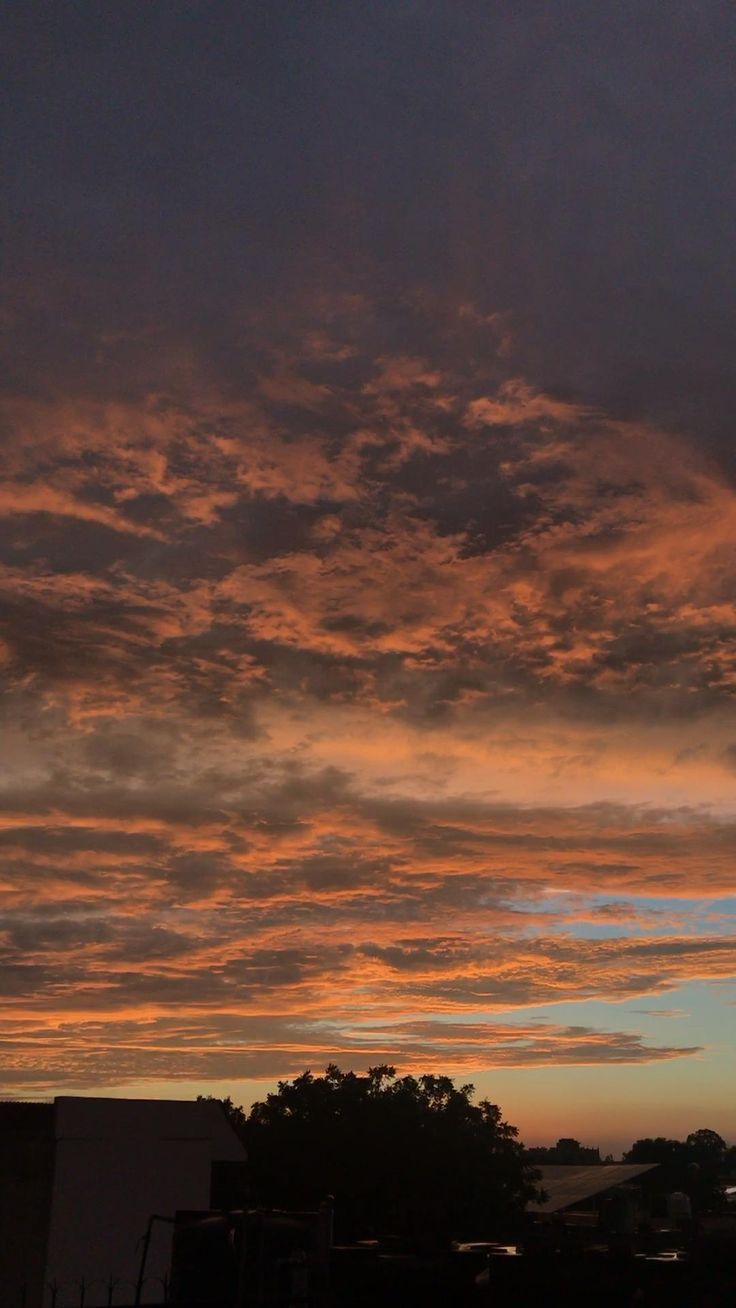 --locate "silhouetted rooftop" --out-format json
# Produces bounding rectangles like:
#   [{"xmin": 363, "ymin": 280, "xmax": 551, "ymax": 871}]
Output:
[{"xmin": 528, "ymin": 1164, "xmax": 658, "ymax": 1213}]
